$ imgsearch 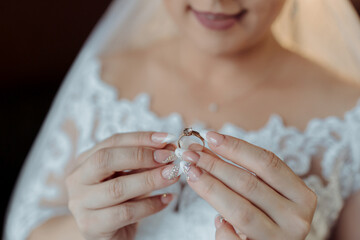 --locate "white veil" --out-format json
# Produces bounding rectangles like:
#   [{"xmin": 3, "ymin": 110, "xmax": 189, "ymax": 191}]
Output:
[{"xmin": 4, "ymin": 0, "xmax": 360, "ymax": 239}]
